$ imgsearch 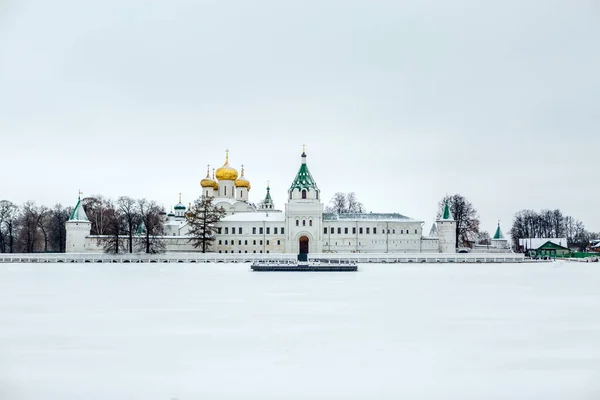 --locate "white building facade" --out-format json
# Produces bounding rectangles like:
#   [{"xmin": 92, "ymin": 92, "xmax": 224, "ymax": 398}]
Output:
[{"xmin": 65, "ymin": 149, "xmax": 514, "ymax": 255}]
